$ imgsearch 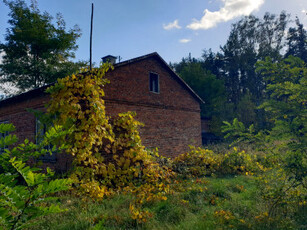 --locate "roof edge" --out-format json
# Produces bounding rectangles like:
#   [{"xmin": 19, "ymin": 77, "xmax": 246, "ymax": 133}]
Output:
[
  {"xmin": 115, "ymin": 52, "xmax": 204, "ymax": 104},
  {"xmin": 0, "ymin": 52, "xmax": 204, "ymax": 106},
  {"xmin": 0, "ymin": 84, "xmax": 51, "ymax": 107}
]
